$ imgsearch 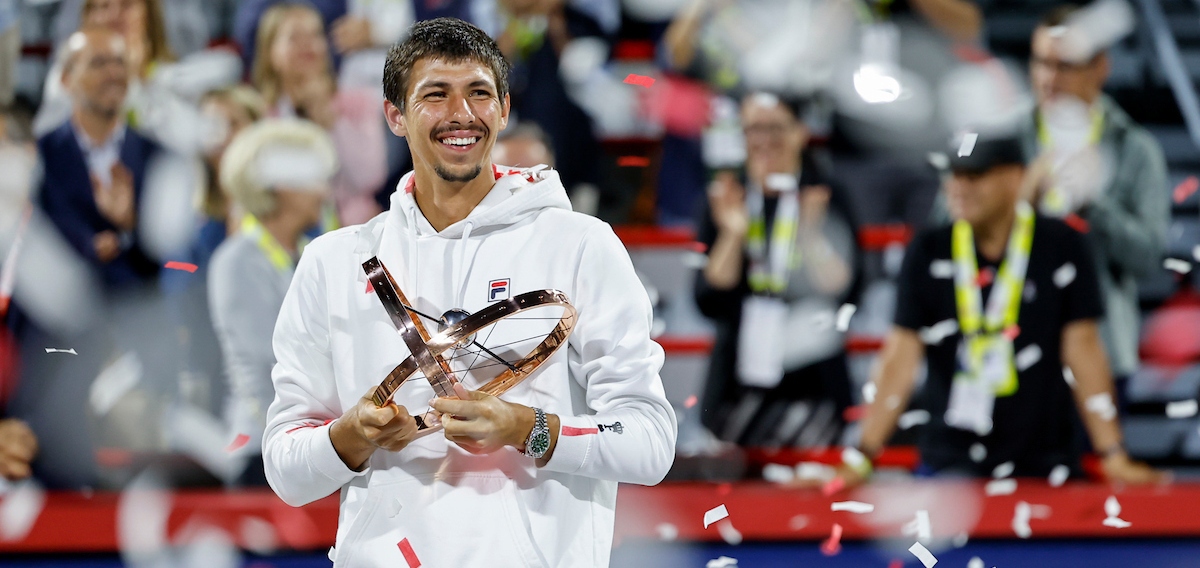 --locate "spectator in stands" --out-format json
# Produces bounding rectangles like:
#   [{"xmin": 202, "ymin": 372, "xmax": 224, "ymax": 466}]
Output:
[
  {"xmin": 208, "ymin": 118, "xmax": 336, "ymax": 484},
  {"xmin": 252, "ymin": 2, "xmax": 386, "ymax": 226},
  {"xmin": 831, "ymin": 131, "xmax": 1164, "ymax": 485},
  {"xmin": 38, "ymin": 28, "xmax": 161, "ymax": 288},
  {"xmin": 1025, "ymin": 5, "xmax": 1169, "ymax": 399},
  {"xmin": 694, "ymin": 92, "xmax": 858, "ymax": 449},
  {"xmin": 0, "ymin": 0, "xmax": 17, "ymax": 109},
  {"xmin": 492, "ymin": 121, "xmax": 555, "ymax": 169}
]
